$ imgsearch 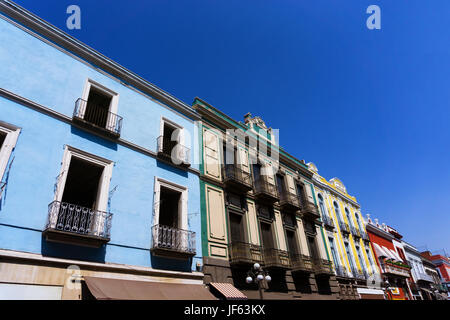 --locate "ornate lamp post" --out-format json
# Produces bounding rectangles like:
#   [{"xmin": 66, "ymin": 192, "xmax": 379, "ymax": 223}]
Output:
[
  {"xmin": 383, "ymin": 278, "xmax": 391, "ymax": 300},
  {"xmin": 246, "ymin": 263, "xmax": 271, "ymax": 300}
]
